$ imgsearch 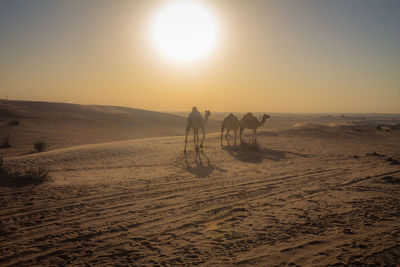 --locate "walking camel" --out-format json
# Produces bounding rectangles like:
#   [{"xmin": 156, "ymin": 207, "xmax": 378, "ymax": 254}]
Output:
[
  {"xmin": 239, "ymin": 113, "xmax": 270, "ymax": 144},
  {"xmin": 220, "ymin": 113, "xmax": 240, "ymax": 146},
  {"xmin": 184, "ymin": 107, "xmax": 211, "ymax": 153}
]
